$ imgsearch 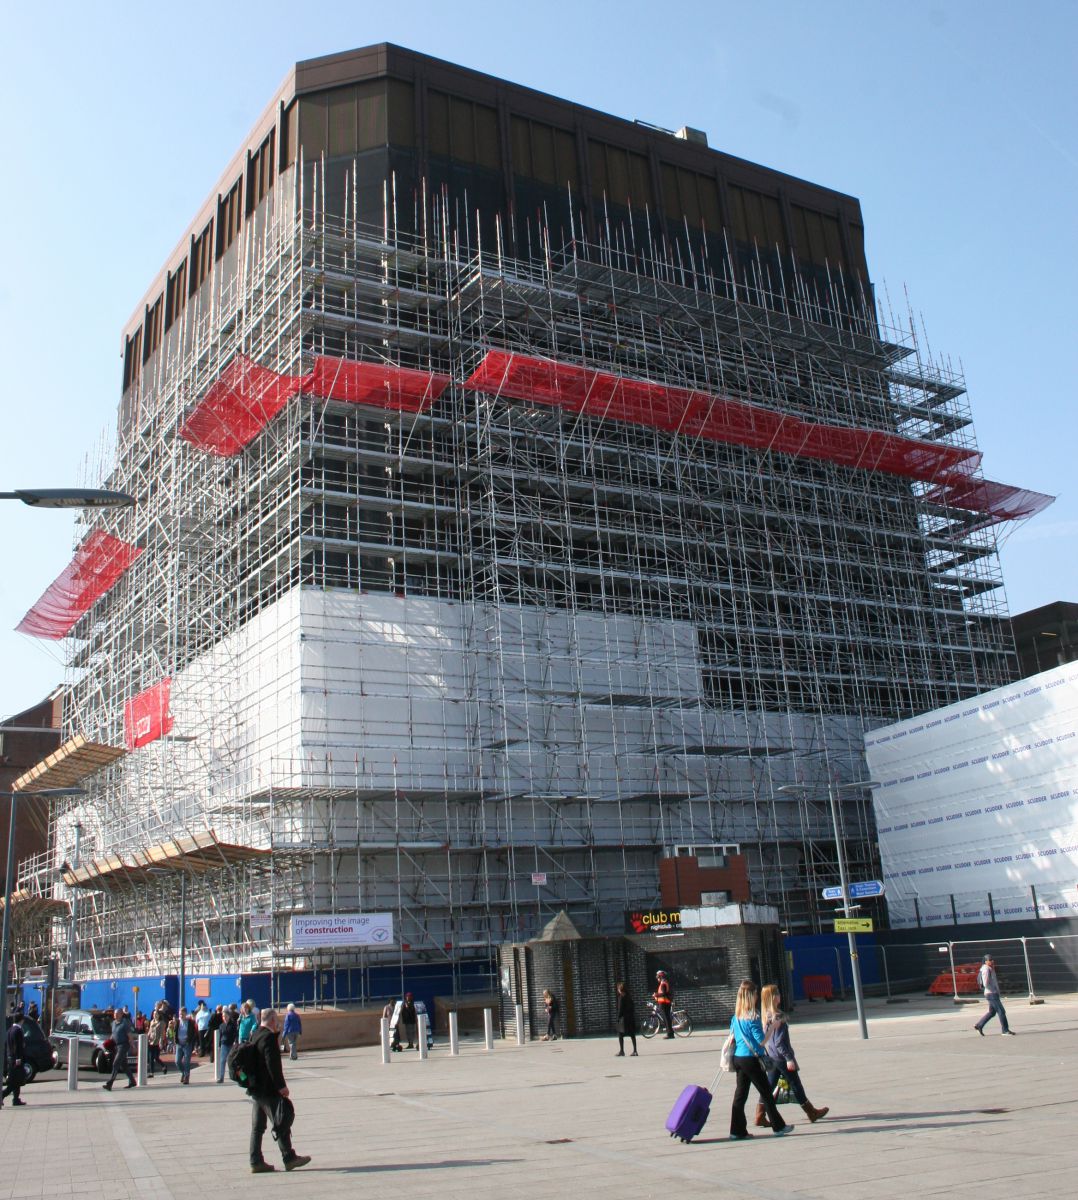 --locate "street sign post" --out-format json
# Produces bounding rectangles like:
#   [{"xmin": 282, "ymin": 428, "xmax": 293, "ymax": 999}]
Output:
[{"xmin": 834, "ymin": 918, "xmax": 874, "ymax": 933}]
